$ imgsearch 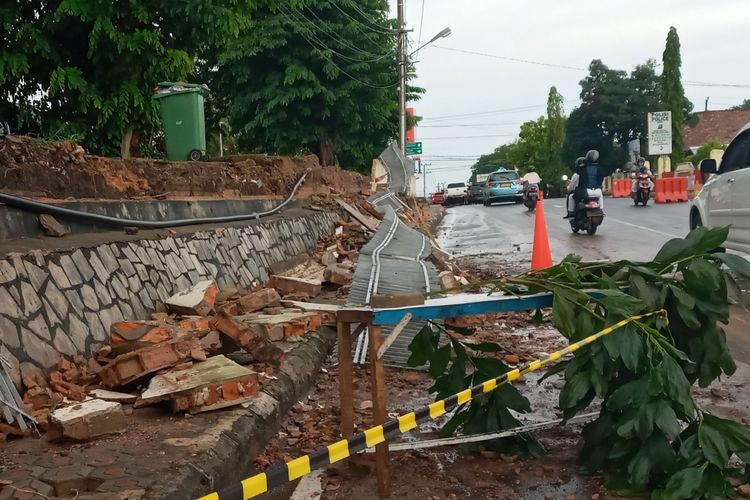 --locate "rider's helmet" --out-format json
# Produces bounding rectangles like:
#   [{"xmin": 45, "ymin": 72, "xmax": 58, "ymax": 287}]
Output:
[
  {"xmin": 575, "ymin": 157, "xmax": 585, "ymax": 169},
  {"xmin": 585, "ymin": 150, "xmax": 600, "ymax": 165},
  {"xmin": 527, "ymin": 166, "xmax": 536, "ymax": 172},
  {"xmin": 637, "ymin": 157, "xmax": 645, "ymax": 166}
]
